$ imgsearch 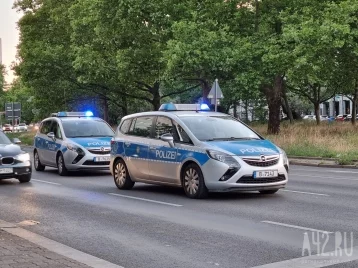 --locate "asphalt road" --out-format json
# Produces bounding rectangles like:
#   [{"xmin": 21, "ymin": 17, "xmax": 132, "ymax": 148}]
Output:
[{"xmin": 0, "ymin": 155, "xmax": 357, "ymax": 268}]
